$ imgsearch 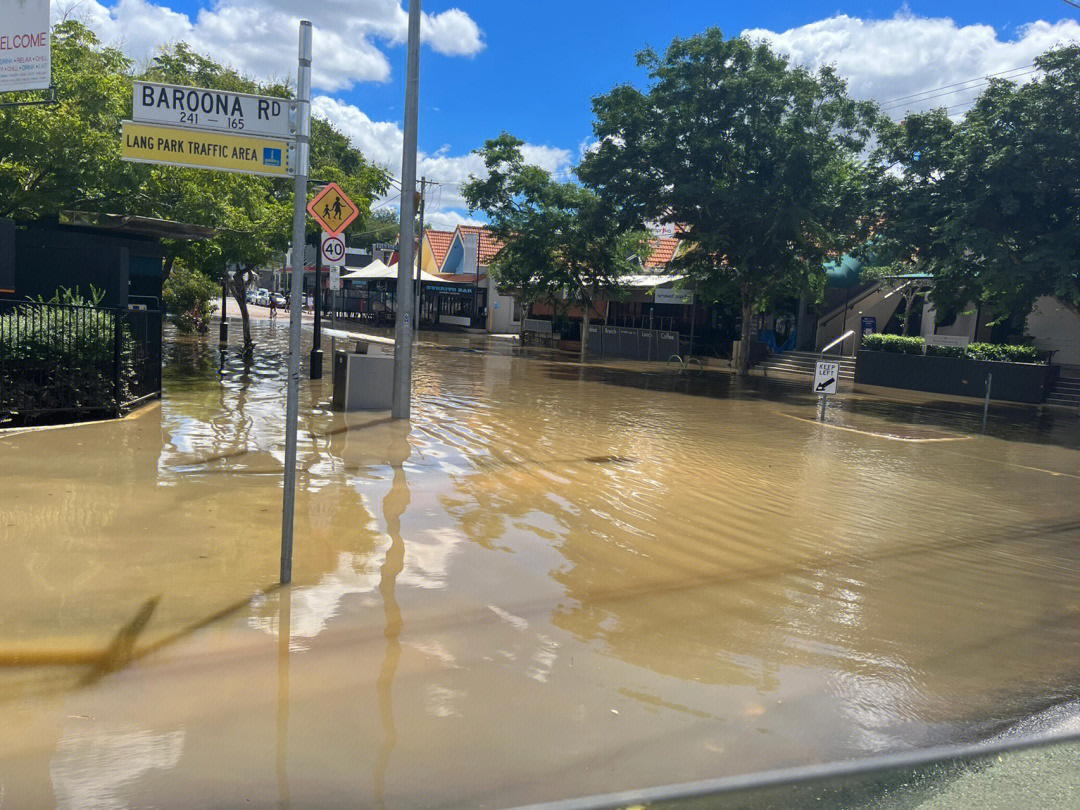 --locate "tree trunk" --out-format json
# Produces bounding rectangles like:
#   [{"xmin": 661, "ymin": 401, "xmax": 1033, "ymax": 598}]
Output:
[
  {"xmin": 737, "ymin": 292, "xmax": 754, "ymax": 376},
  {"xmin": 901, "ymin": 292, "xmax": 913, "ymax": 336},
  {"xmin": 229, "ymin": 271, "xmax": 254, "ymax": 359}
]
